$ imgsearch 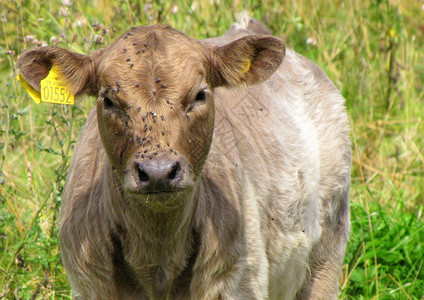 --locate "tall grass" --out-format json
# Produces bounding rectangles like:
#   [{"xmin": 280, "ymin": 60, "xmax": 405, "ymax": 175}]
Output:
[{"xmin": 1, "ymin": 0, "xmax": 423, "ymax": 299}]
